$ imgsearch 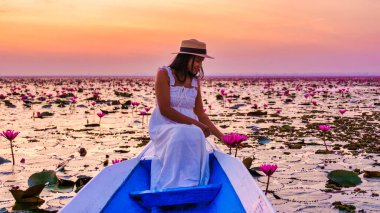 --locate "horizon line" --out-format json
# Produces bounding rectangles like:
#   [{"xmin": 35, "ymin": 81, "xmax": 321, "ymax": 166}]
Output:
[{"xmin": 0, "ymin": 74, "xmax": 379, "ymax": 79}]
